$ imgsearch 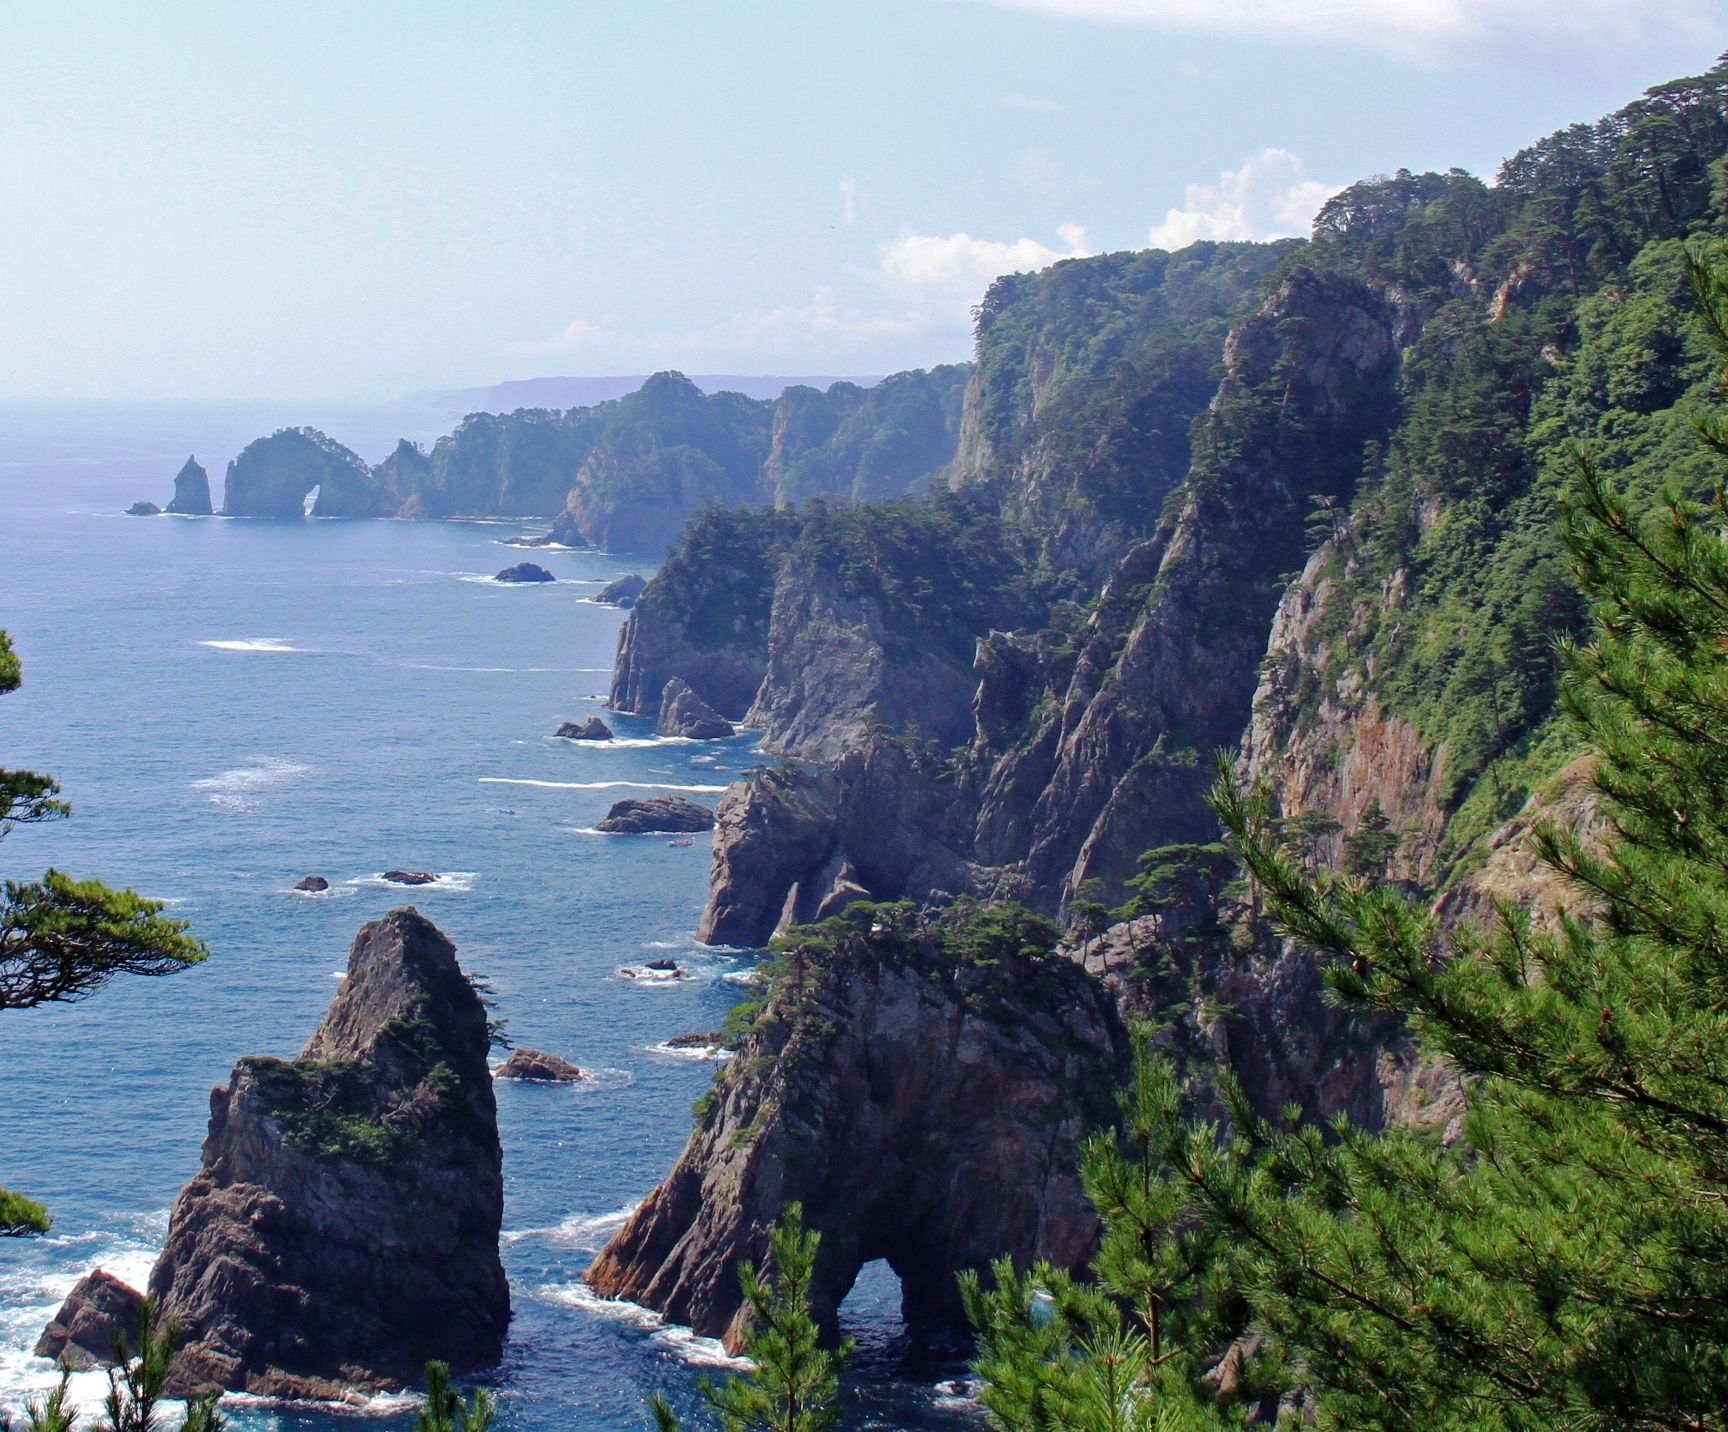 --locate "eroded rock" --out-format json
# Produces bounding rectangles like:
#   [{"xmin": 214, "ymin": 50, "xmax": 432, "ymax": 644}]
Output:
[
  {"xmin": 596, "ymin": 795, "xmax": 716, "ymax": 834},
  {"xmin": 555, "ymin": 716, "xmax": 614, "ymax": 741},
  {"xmin": 35, "ymin": 1269, "xmax": 144, "ymax": 1370},
  {"xmin": 595, "ymin": 573, "xmax": 648, "ymax": 608},
  {"xmin": 148, "ymin": 908, "xmax": 508, "ymax": 1397},
  {"xmin": 495, "ymin": 1048, "xmax": 583, "ymax": 1082},
  {"xmin": 656, "ymin": 678, "xmax": 735, "ymax": 740},
  {"xmin": 495, "ymin": 562, "xmax": 554, "ymax": 584}
]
